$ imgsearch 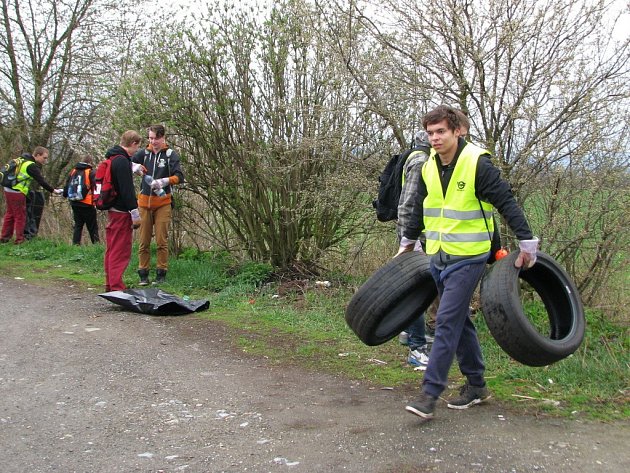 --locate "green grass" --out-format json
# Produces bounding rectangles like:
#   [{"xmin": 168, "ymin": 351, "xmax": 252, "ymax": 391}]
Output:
[{"xmin": 0, "ymin": 237, "xmax": 627, "ymax": 421}]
